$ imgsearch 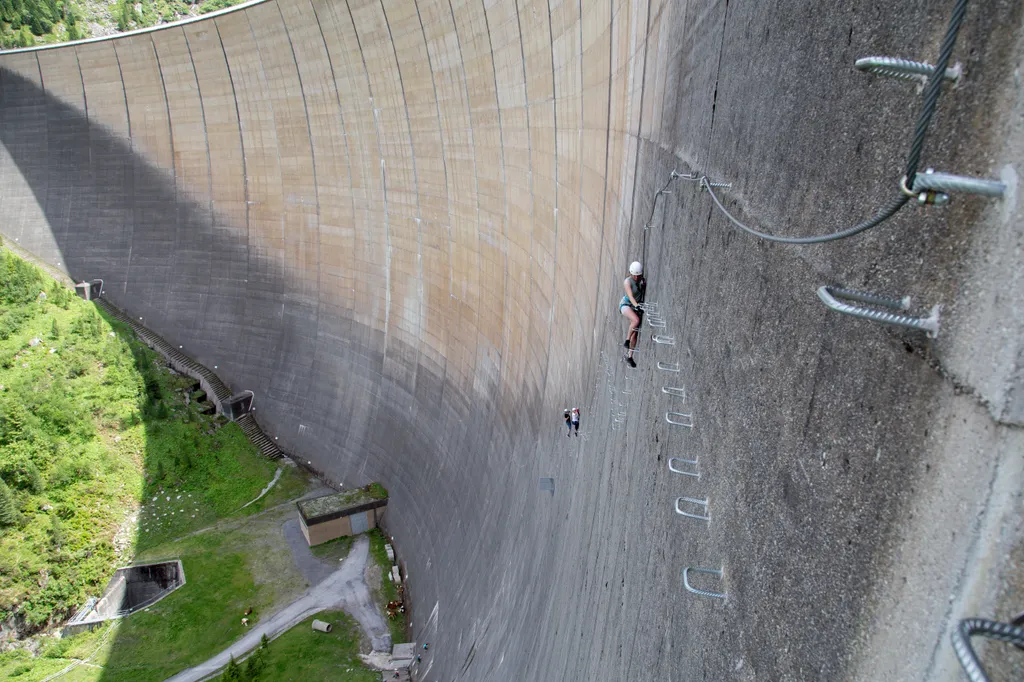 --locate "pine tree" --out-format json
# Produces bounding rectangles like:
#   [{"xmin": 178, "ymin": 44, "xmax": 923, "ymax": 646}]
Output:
[
  {"xmin": 260, "ymin": 633, "xmax": 269, "ymax": 650},
  {"xmin": 224, "ymin": 655, "xmax": 242, "ymax": 682},
  {"xmin": 0, "ymin": 479, "xmax": 19, "ymax": 527},
  {"xmin": 244, "ymin": 652, "xmax": 263, "ymax": 680},
  {"xmin": 50, "ymin": 318, "xmax": 60, "ymax": 339},
  {"xmin": 27, "ymin": 461, "xmax": 44, "ymax": 494}
]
